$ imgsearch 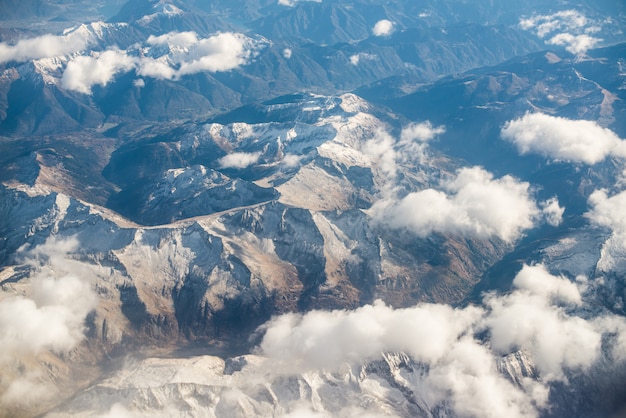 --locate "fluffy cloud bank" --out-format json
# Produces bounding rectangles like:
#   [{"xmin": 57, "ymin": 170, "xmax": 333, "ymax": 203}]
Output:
[
  {"xmin": 0, "ymin": 237, "xmax": 98, "ymax": 408},
  {"xmin": 62, "ymin": 49, "xmax": 136, "ymax": 94},
  {"xmin": 257, "ymin": 264, "xmax": 626, "ymax": 418},
  {"xmin": 59, "ymin": 31, "xmax": 260, "ymax": 94},
  {"xmin": 519, "ymin": 10, "xmax": 602, "ymax": 55},
  {"xmin": 0, "ymin": 30, "xmax": 90, "ymax": 64},
  {"xmin": 372, "ymin": 19, "xmax": 394, "ymax": 37},
  {"xmin": 371, "ymin": 166, "xmax": 540, "ymax": 243},
  {"xmin": 501, "ymin": 113, "xmax": 626, "ymax": 164}
]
